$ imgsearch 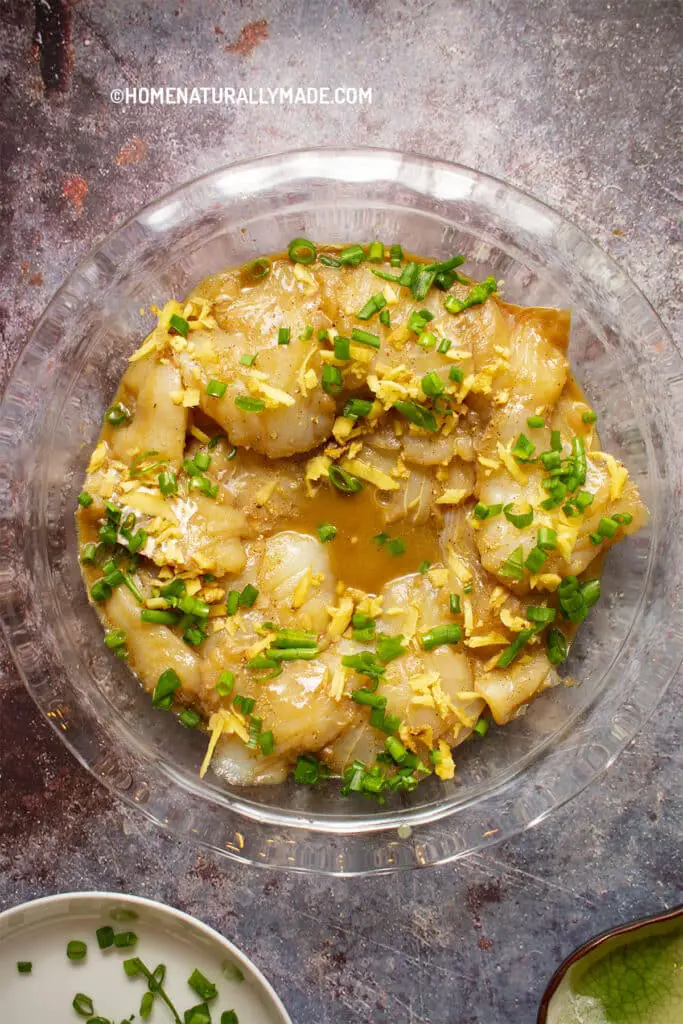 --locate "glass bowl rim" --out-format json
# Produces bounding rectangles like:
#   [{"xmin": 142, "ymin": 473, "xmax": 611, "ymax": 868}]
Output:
[{"xmin": 1, "ymin": 146, "xmax": 681, "ymax": 874}]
